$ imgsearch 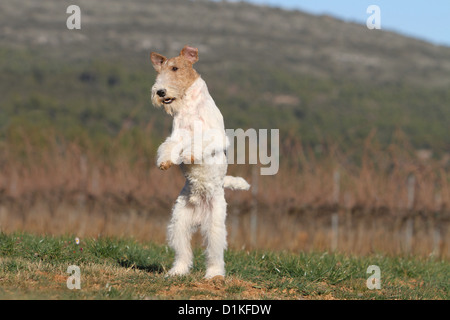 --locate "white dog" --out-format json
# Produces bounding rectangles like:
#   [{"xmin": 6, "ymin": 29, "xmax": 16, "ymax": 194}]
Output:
[{"xmin": 150, "ymin": 45, "xmax": 250, "ymax": 278}]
